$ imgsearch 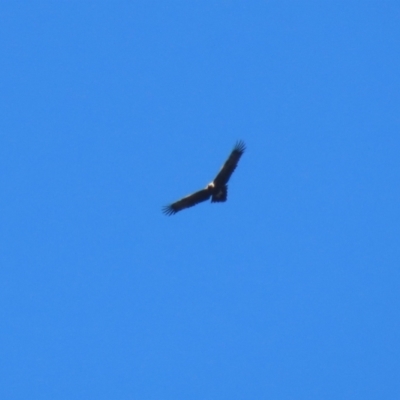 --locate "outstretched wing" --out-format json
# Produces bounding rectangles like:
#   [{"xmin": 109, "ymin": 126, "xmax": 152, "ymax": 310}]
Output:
[
  {"xmin": 213, "ymin": 140, "xmax": 246, "ymax": 187},
  {"xmin": 162, "ymin": 188, "xmax": 211, "ymax": 216}
]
